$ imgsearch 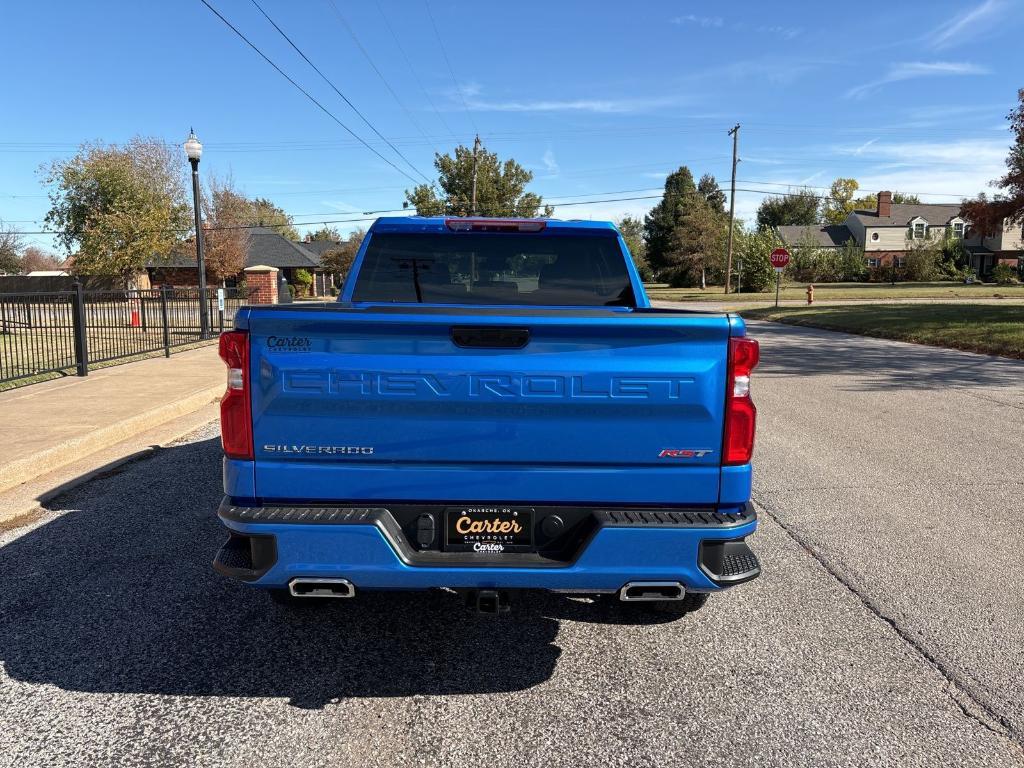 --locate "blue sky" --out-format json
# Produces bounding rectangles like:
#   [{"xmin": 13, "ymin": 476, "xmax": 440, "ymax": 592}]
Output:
[{"xmin": 2, "ymin": 0, "xmax": 1021, "ymax": 253}]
